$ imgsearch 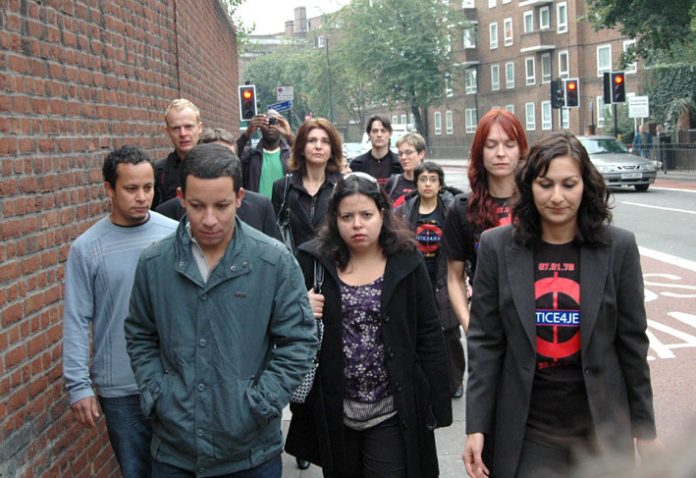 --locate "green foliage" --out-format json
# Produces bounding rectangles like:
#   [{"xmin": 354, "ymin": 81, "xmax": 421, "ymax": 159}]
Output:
[
  {"xmin": 220, "ymin": 0, "xmax": 253, "ymax": 49},
  {"xmin": 585, "ymin": 0, "xmax": 695, "ymax": 63},
  {"xmin": 644, "ymin": 64, "xmax": 696, "ymax": 130}
]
